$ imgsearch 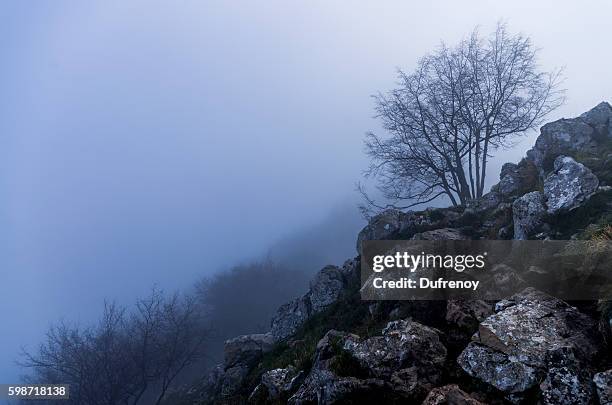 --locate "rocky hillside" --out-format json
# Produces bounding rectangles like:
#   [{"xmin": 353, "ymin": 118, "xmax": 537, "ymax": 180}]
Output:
[{"xmin": 174, "ymin": 103, "xmax": 612, "ymax": 404}]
